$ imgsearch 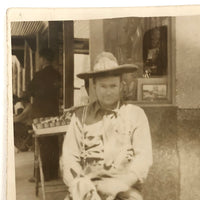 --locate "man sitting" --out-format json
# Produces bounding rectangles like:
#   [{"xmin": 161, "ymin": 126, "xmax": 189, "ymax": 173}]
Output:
[{"xmin": 62, "ymin": 52, "xmax": 153, "ymax": 200}]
